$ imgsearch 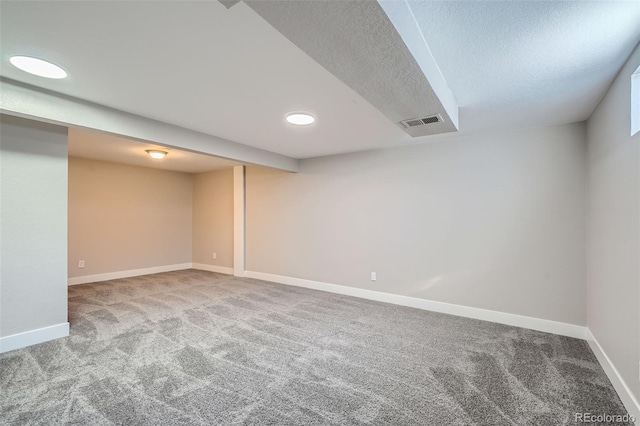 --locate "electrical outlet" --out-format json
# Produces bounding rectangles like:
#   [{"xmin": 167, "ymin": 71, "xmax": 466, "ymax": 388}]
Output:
[
  {"xmin": 212, "ymin": 252, "xmax": 217, "ymax": 259},
  {"xmin": 371, "ymin": 272, "xmax": 377, "ymax": 281},
  {"xmin": 78, "ymin": 260, "xmax": 85, "ymax": 268}
]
